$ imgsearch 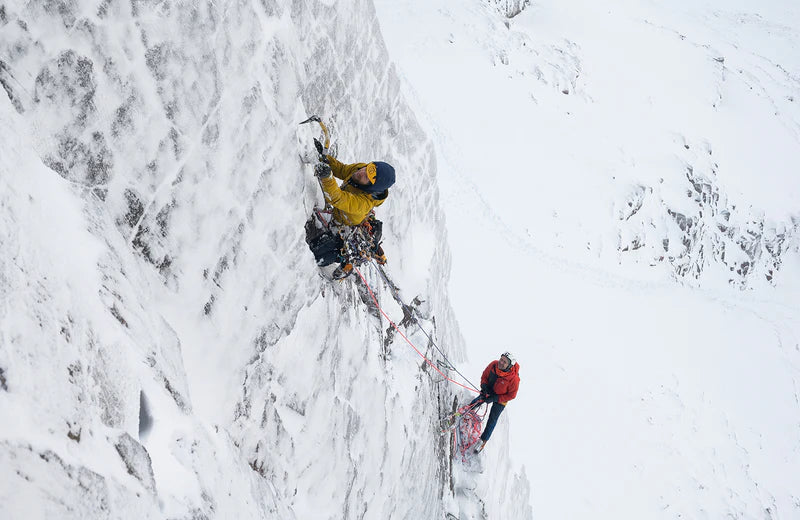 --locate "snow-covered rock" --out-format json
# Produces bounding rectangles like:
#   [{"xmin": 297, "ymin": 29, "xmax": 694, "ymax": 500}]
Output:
[
  {"xmin": 487, "ymin": 0, "xmax": 531, "ymax": 19},
  {"xmin": 1, "ymin": 1, "xmax": 528, "ymax": 518}
]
